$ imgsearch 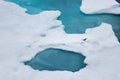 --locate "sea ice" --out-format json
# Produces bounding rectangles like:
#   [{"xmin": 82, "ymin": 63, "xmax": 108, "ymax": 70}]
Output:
[
  {"xmin": 0, "ymin": 0, "xmax": 120, "ymax": 80},
  {"xmin": 80, "ymin": 0, "xmax": 120, "ymax": 14}
]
